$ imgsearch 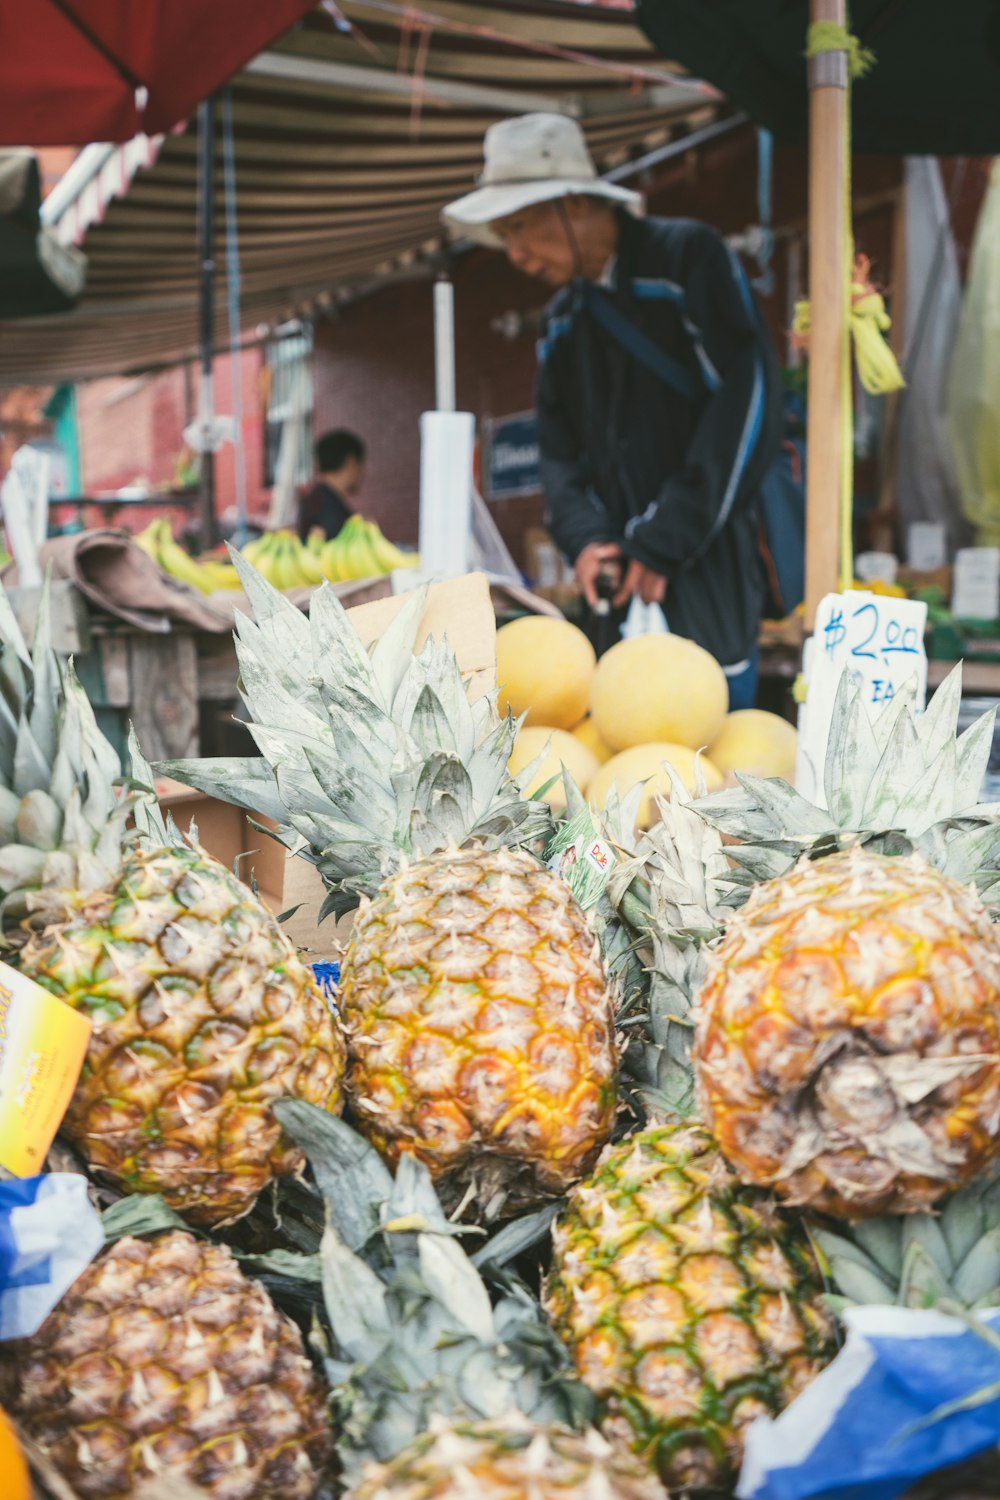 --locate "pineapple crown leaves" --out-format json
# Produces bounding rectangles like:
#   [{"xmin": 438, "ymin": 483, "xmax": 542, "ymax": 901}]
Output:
[
  {"xmin": 696, "ymin": 664, "xmax": 1000, "ymax": 906},
  {"xmin": 595, "ymin": 768, "xmax": 728, "ymax": 1119},
  {"xmin": 274, "ymin": 1101, "xmax": 589, "ymax": 1479},
  {"xmin": 158, "ymin": 559, "xmax": 552, "ymax": 919},
  {"xmin": 812, "ymin": 1167, "xmax": 1000, "ymax": 1316},
  {"xmin": 0, "ymin": 576, "xmax": 138, "ymax": 933},
  {"xmin": 126, "ymin": 727, "xmax": 191, "ymax": 852}
]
